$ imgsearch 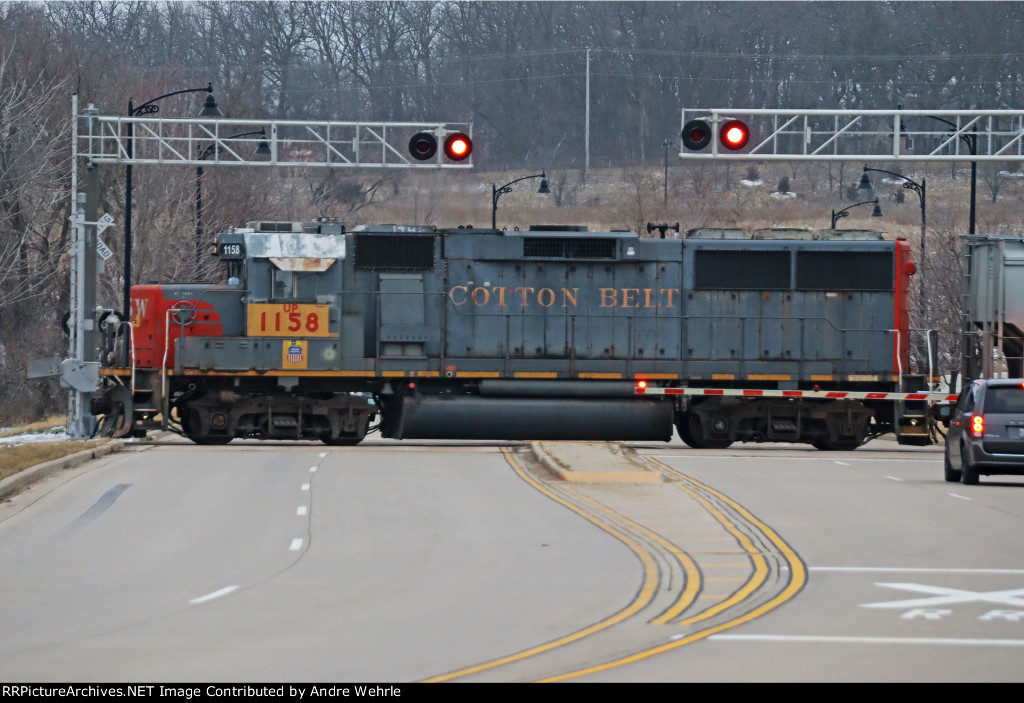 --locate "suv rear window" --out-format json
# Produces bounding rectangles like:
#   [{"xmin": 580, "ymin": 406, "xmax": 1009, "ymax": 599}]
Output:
[{"xmin": 984, "ymin": 386, "xmax": 1024, "ymax": 413}]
